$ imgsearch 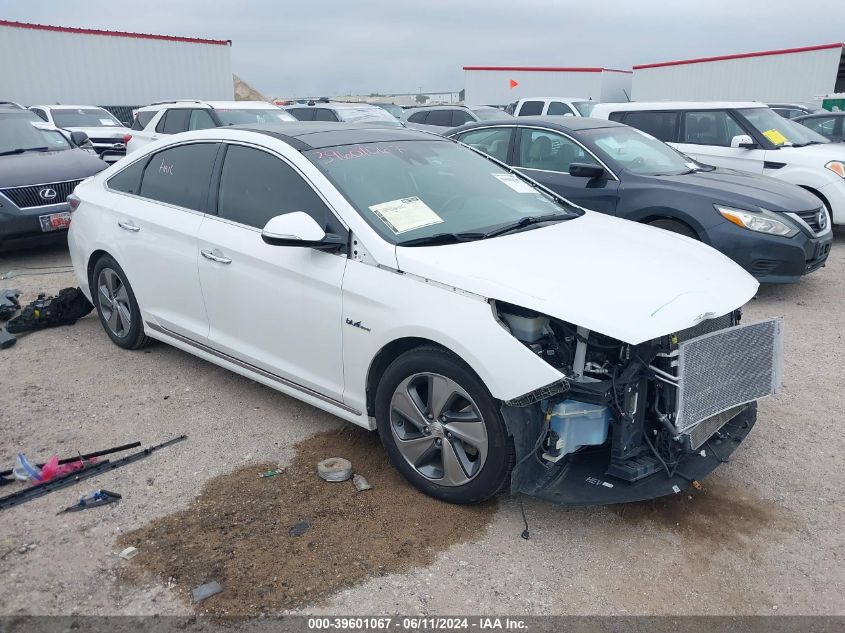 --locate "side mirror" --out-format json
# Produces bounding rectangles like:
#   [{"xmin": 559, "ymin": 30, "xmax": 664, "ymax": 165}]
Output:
[
  {"xmin": 730, "ymin": 134, "xmax": 757, "ymax": 149},
  {"xmin": 569, "ymin": 163, "xmax": 605, "ymax": 179},
  {"xmin": 261, "ymin": 212, "xmax": 346, "ymax": 251},
  {"xmin": 69, "ymin": 131, "xmax": 90, "ymax": 146}
]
